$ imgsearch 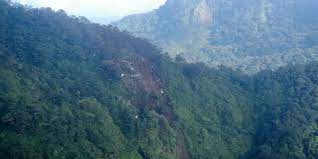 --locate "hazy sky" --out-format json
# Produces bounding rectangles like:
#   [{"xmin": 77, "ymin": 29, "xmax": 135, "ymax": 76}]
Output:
[{"xmin": 15, "ymin": 0, "xmax": 167, "ymax": 22}]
